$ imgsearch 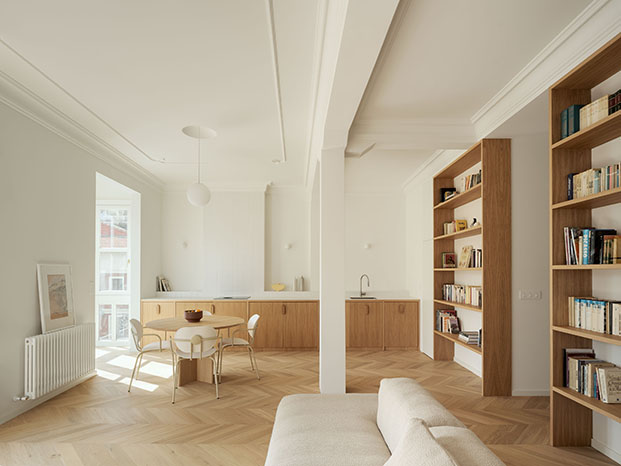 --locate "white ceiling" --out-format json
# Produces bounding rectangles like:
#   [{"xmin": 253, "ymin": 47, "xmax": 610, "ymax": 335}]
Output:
[
  {"xmin": 0, "ymin": 0, "xmax": 596, "ymax": 191},
  {"xmin": 0, "ymin": 0, "xmax": 320, "ymax": 187},
  {"xmin": 347, "ymin": 0, "xmax": 590, "ymax": 166}
]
